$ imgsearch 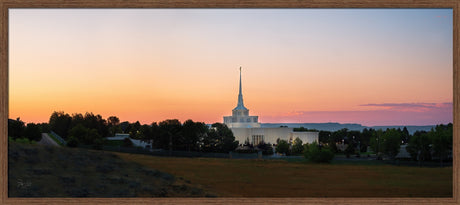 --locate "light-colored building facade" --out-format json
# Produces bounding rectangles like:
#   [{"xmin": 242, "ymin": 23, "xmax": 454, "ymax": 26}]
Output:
[
  {"xmin": 224, "ymin": 67, "xmax": 318, "ymax": 145},
  {"xmin": 106, "ymin": 133, "xmax": 151, "ymax": 148}
]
